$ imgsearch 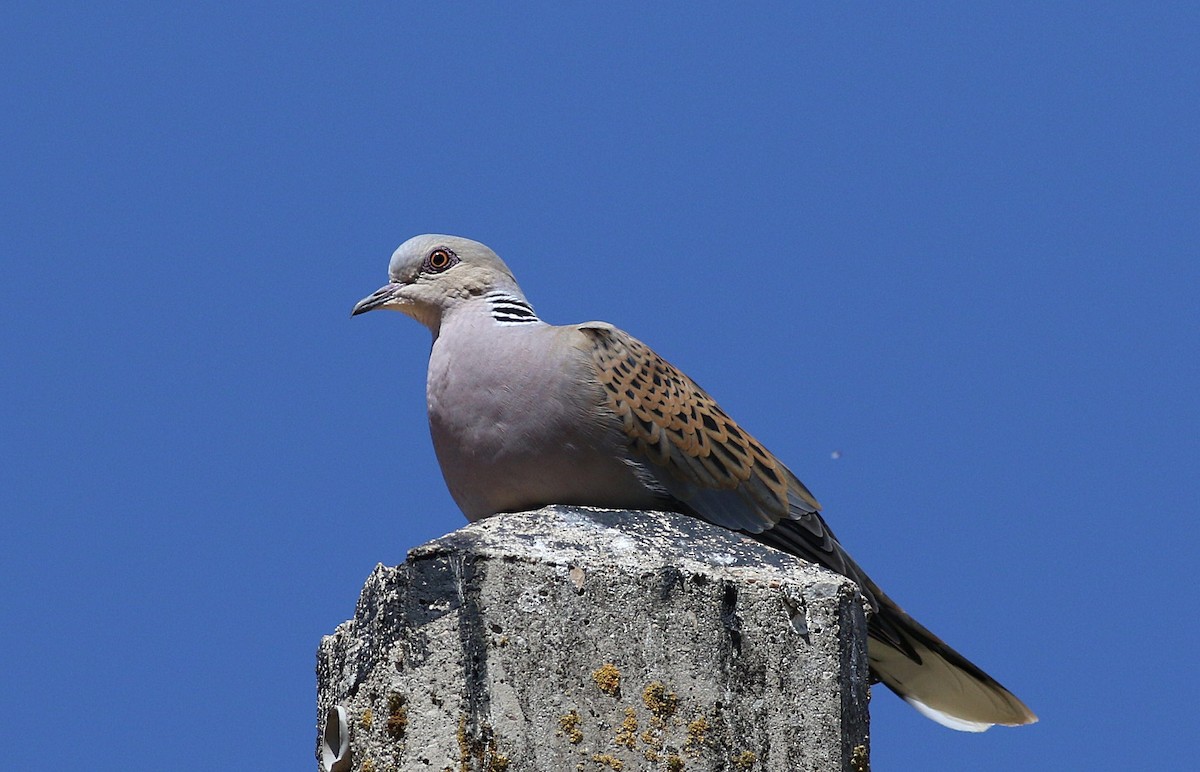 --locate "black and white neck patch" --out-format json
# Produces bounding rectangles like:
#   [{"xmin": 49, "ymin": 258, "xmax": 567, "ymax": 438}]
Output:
[{"xmin": 485, "ymin": 290, "xmax": 541, "ymax": 325}]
